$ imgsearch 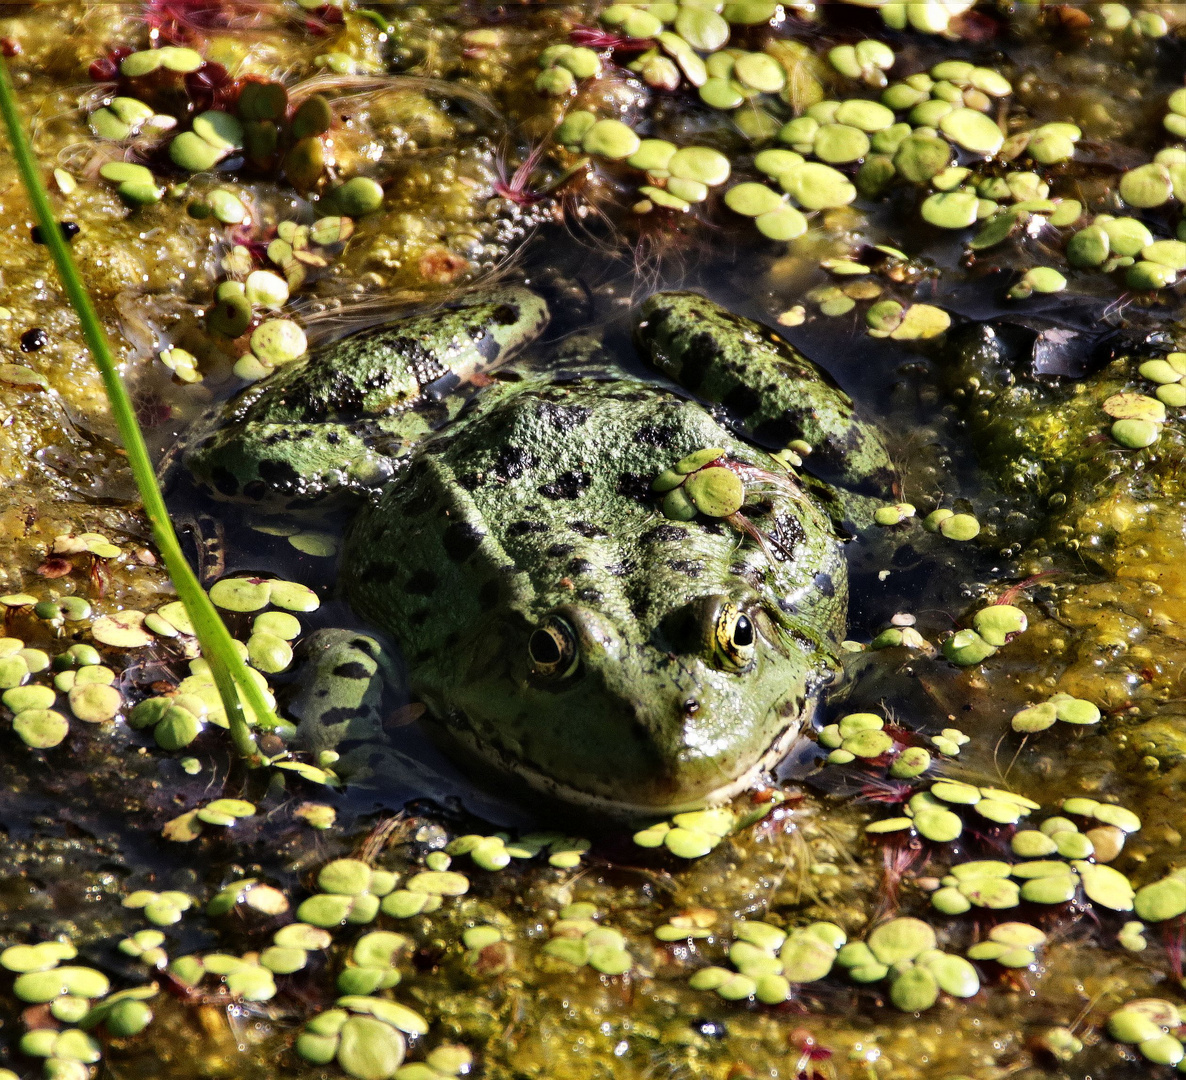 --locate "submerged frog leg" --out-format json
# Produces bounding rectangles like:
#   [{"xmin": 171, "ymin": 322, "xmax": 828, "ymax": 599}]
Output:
[
  {"xmin": 286, "ymin": 628, "xmax": 403, "ymax": 760},
  {"xmin": 170, "ymin": 286, "xmax": 549, "ymax": 510},
  {"xmin": 174, "ymin": 511, "xmax": 226, "ymax": 585},
  {"xmin": 634, "ymin": 291, "xmax": 895, "ymax": 528}
]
